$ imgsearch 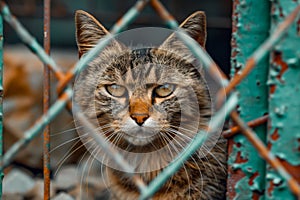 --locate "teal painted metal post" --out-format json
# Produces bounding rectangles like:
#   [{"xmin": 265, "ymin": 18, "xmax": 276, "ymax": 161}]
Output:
[
  {"xmin": 266, "ymin": 1, "xmax": 300, "ymax": 199},
  {"xmin": 0, "ymin": 13, "xmax": 3, "ymax": 199},
  {"xmin": 228, "ymin": 0, "xmax": 270, "ymax": 199}
]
